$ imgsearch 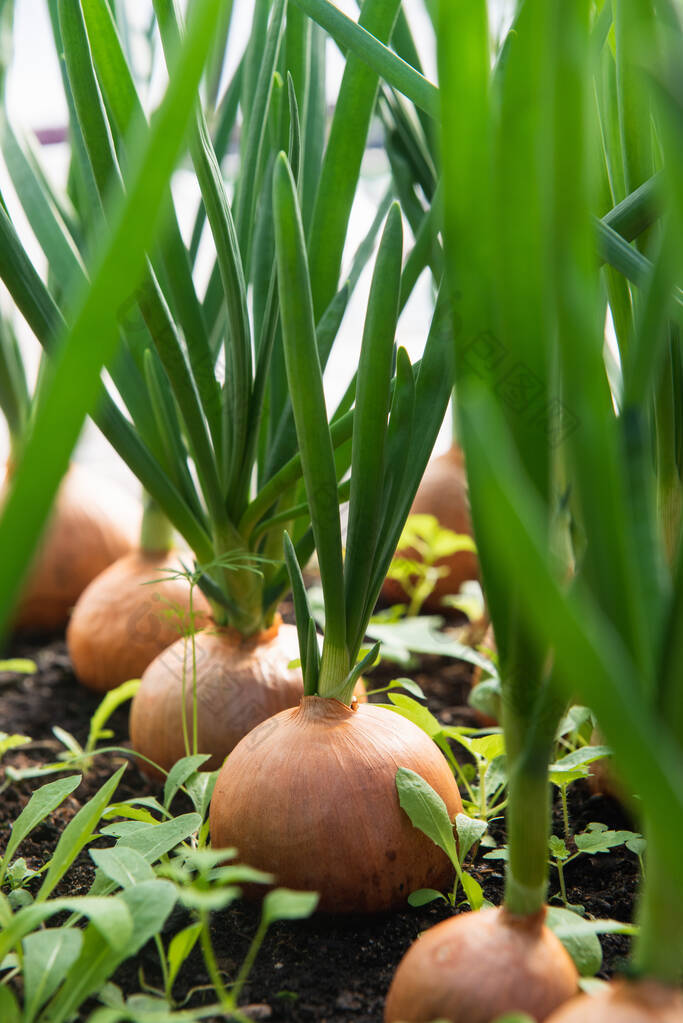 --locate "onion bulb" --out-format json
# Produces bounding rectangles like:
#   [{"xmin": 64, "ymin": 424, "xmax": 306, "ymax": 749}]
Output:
[
  {"xmin": 544, "ymin": 980, "xmax": 683, "ymax": 1022},
  {"xmin": 129, "ymin": 617, "xmax": 309, "ymax": 774},
  {"xmin": 209, "ymin": 696, "xmax": 463, "ymax": 913},
  {"xmin": 382, "ymin": 445, "xmax": 478, "ymax": 613},
  {"xmin": 384, "ymin": 906, "xmax": 579, "ymax": 1022},
  {"xmin": 67, "ymin": 549, "xmax": 210, "ymax": 692},
  {"xmin": 5, "ymin": 464, "xmax": 137, "ymax": 632}
]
